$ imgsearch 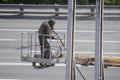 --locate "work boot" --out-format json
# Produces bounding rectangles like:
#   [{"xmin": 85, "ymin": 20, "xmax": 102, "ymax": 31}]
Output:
[
  {"xmin": 50, "ymin": 63, "xmax": 55, "ymax": 66},
  {"xmin": 45, "ymin": 63, "xmax": 55, "ymax": 67},
  {"xmin": 32, "ymin": 62, "xmax": 36, "ymax": 66},
  {"xmin": 39, "ymin": 63, "xmax": 44, "ymax": 66},
  {"xmin": 44, "ymin": 63, "xmax": 50, "ymax": 67}
]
